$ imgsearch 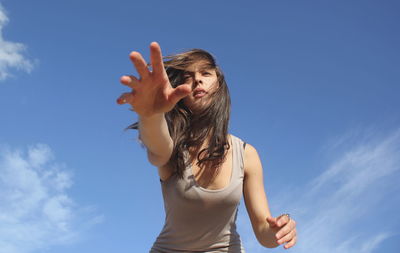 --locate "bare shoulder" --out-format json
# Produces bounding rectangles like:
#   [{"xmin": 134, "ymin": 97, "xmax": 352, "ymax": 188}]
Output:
[
  {"xmin": 244, "ymin": 142, "xmax": 258, "ymax": 155},
  {"xmin": 243, "ymin": 143, "xmax": 262, "ymax": 178}
]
